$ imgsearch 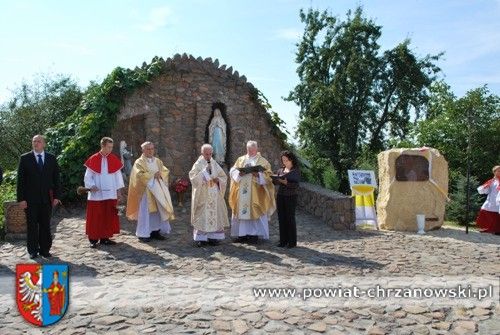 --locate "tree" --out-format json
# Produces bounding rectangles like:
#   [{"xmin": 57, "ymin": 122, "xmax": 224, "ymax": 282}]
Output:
[
  {"xmin": 287, "ymin": 7, "xmax": 381, "ymax": 192},
  {"xmin": 368, "ymin": 41, "xmax": 441, "ymax": 152},
  {"xmin": 287, "ymin": 7, "xmax": 440, "ymax": 192},
  {"xmin": 445, "ymin": 174, "xmax": 482, "ymax": 225},
  {"xmin": 416, "ymin": 84, "xmax": 500, "ymax": 184},
  {"xmin": 0, "ymin": 74, "xmax": 82, "ymax": 170}
]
